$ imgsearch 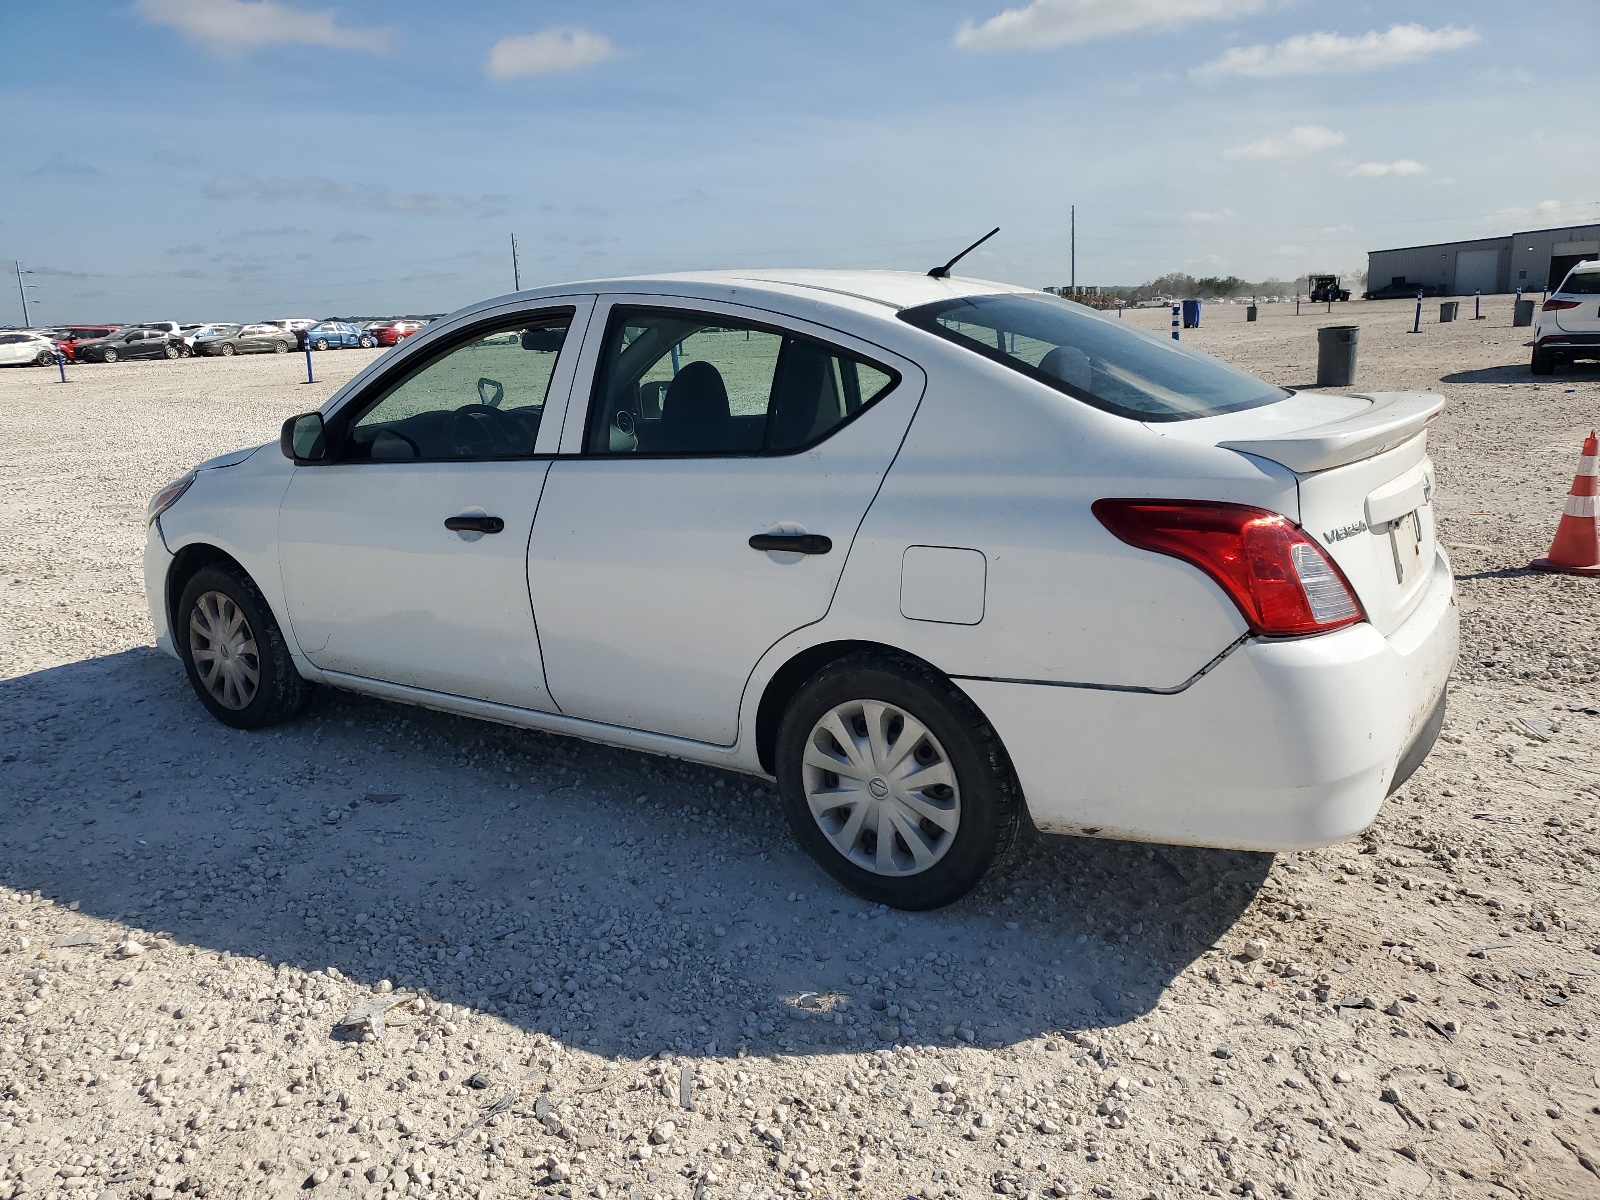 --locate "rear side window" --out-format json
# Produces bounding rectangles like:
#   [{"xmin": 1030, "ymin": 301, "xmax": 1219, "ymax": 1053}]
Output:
[
  {"xmin": 1559, "ymin": 271, "xmax": 1600, "ymax": 295},
  {"xmin": 585, "ymin": 306, "xmax": 897, "ymax": 455},
  {"xmin": 899, "ymin": 292, "xmax": 1285, "ymax": 422}
]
